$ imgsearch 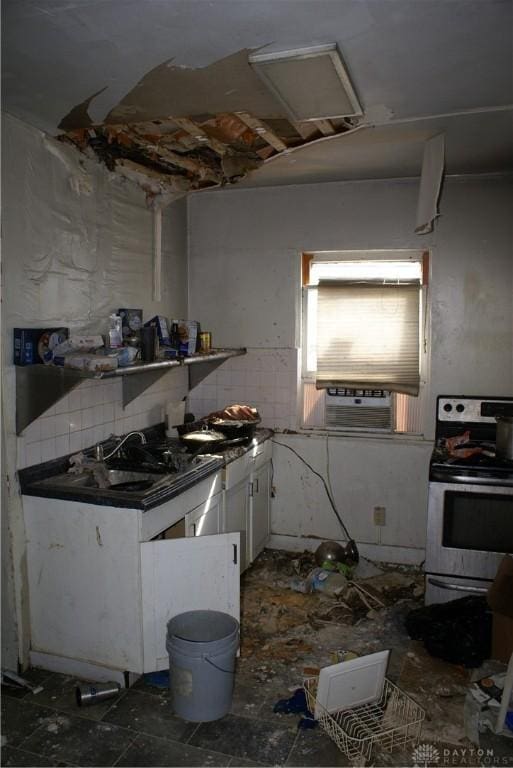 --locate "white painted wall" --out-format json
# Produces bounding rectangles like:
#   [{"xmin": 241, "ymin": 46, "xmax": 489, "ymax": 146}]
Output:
[
  {"xmin": 1, "ymin": 114, "xmax": 190, "ymax": 667},
  {"xmin": 188, "ymin": 175, "xmax": 513, "ymax": 563}
]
